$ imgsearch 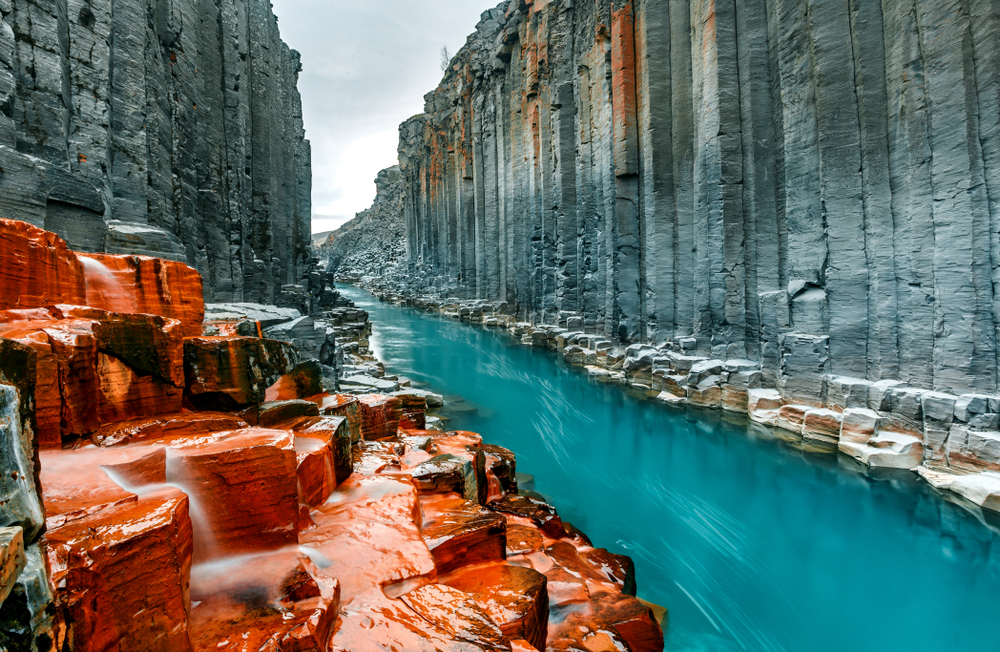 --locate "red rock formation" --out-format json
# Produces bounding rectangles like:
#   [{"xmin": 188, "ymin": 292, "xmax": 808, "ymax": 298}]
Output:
[
  {"xmin": 46, "ymin": 490, "xmax": 194, "ymax": 652},
  {"xmin": 0, "ymin": 219, "xmax": 86, "ymax": 309},
  {"xmin": 184, "ymin": 337, "xmax": 297, "ymax": 409},
  {"xmin": 79, "ymin": 253, "xmax": 205, "ymax": 338},
  {"xmin": 420, "ymin": 493, "xmax": 507, "ymax": 574},
  {"xmin": 316, "ymin": 393, "xmax": 363, "ymax": 442},
  {"xmin": 163, "ymin": 429, "xmax": 299, "ymax": 562},
  {"xmin": 357, "ymin": 393, "xmax": 403, "ymax": 440}
]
